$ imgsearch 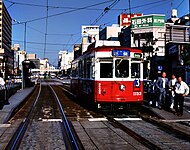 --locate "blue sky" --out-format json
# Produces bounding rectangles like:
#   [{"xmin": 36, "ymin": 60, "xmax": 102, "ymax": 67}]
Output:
[{"xmin": 4, "ymin": 0, "xmax": 189, "ymax": 66}]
